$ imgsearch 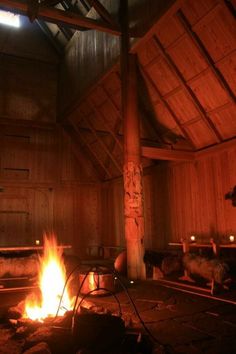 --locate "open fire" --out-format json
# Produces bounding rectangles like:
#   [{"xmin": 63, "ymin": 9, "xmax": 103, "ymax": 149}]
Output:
[{"xmin": 23, "ymin": 234, "xmax": 72, "ymax": 322}]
